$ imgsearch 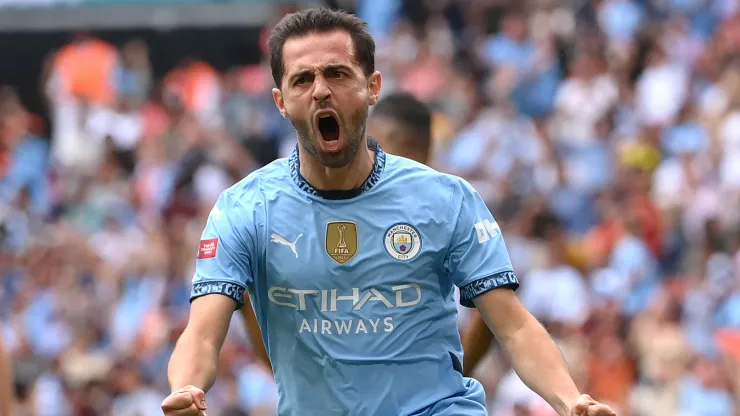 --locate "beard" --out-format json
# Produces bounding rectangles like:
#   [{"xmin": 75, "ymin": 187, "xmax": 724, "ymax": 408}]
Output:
[{"xmin": 287, "ymin": 105, "xmax": 368, "ymax": 169}]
